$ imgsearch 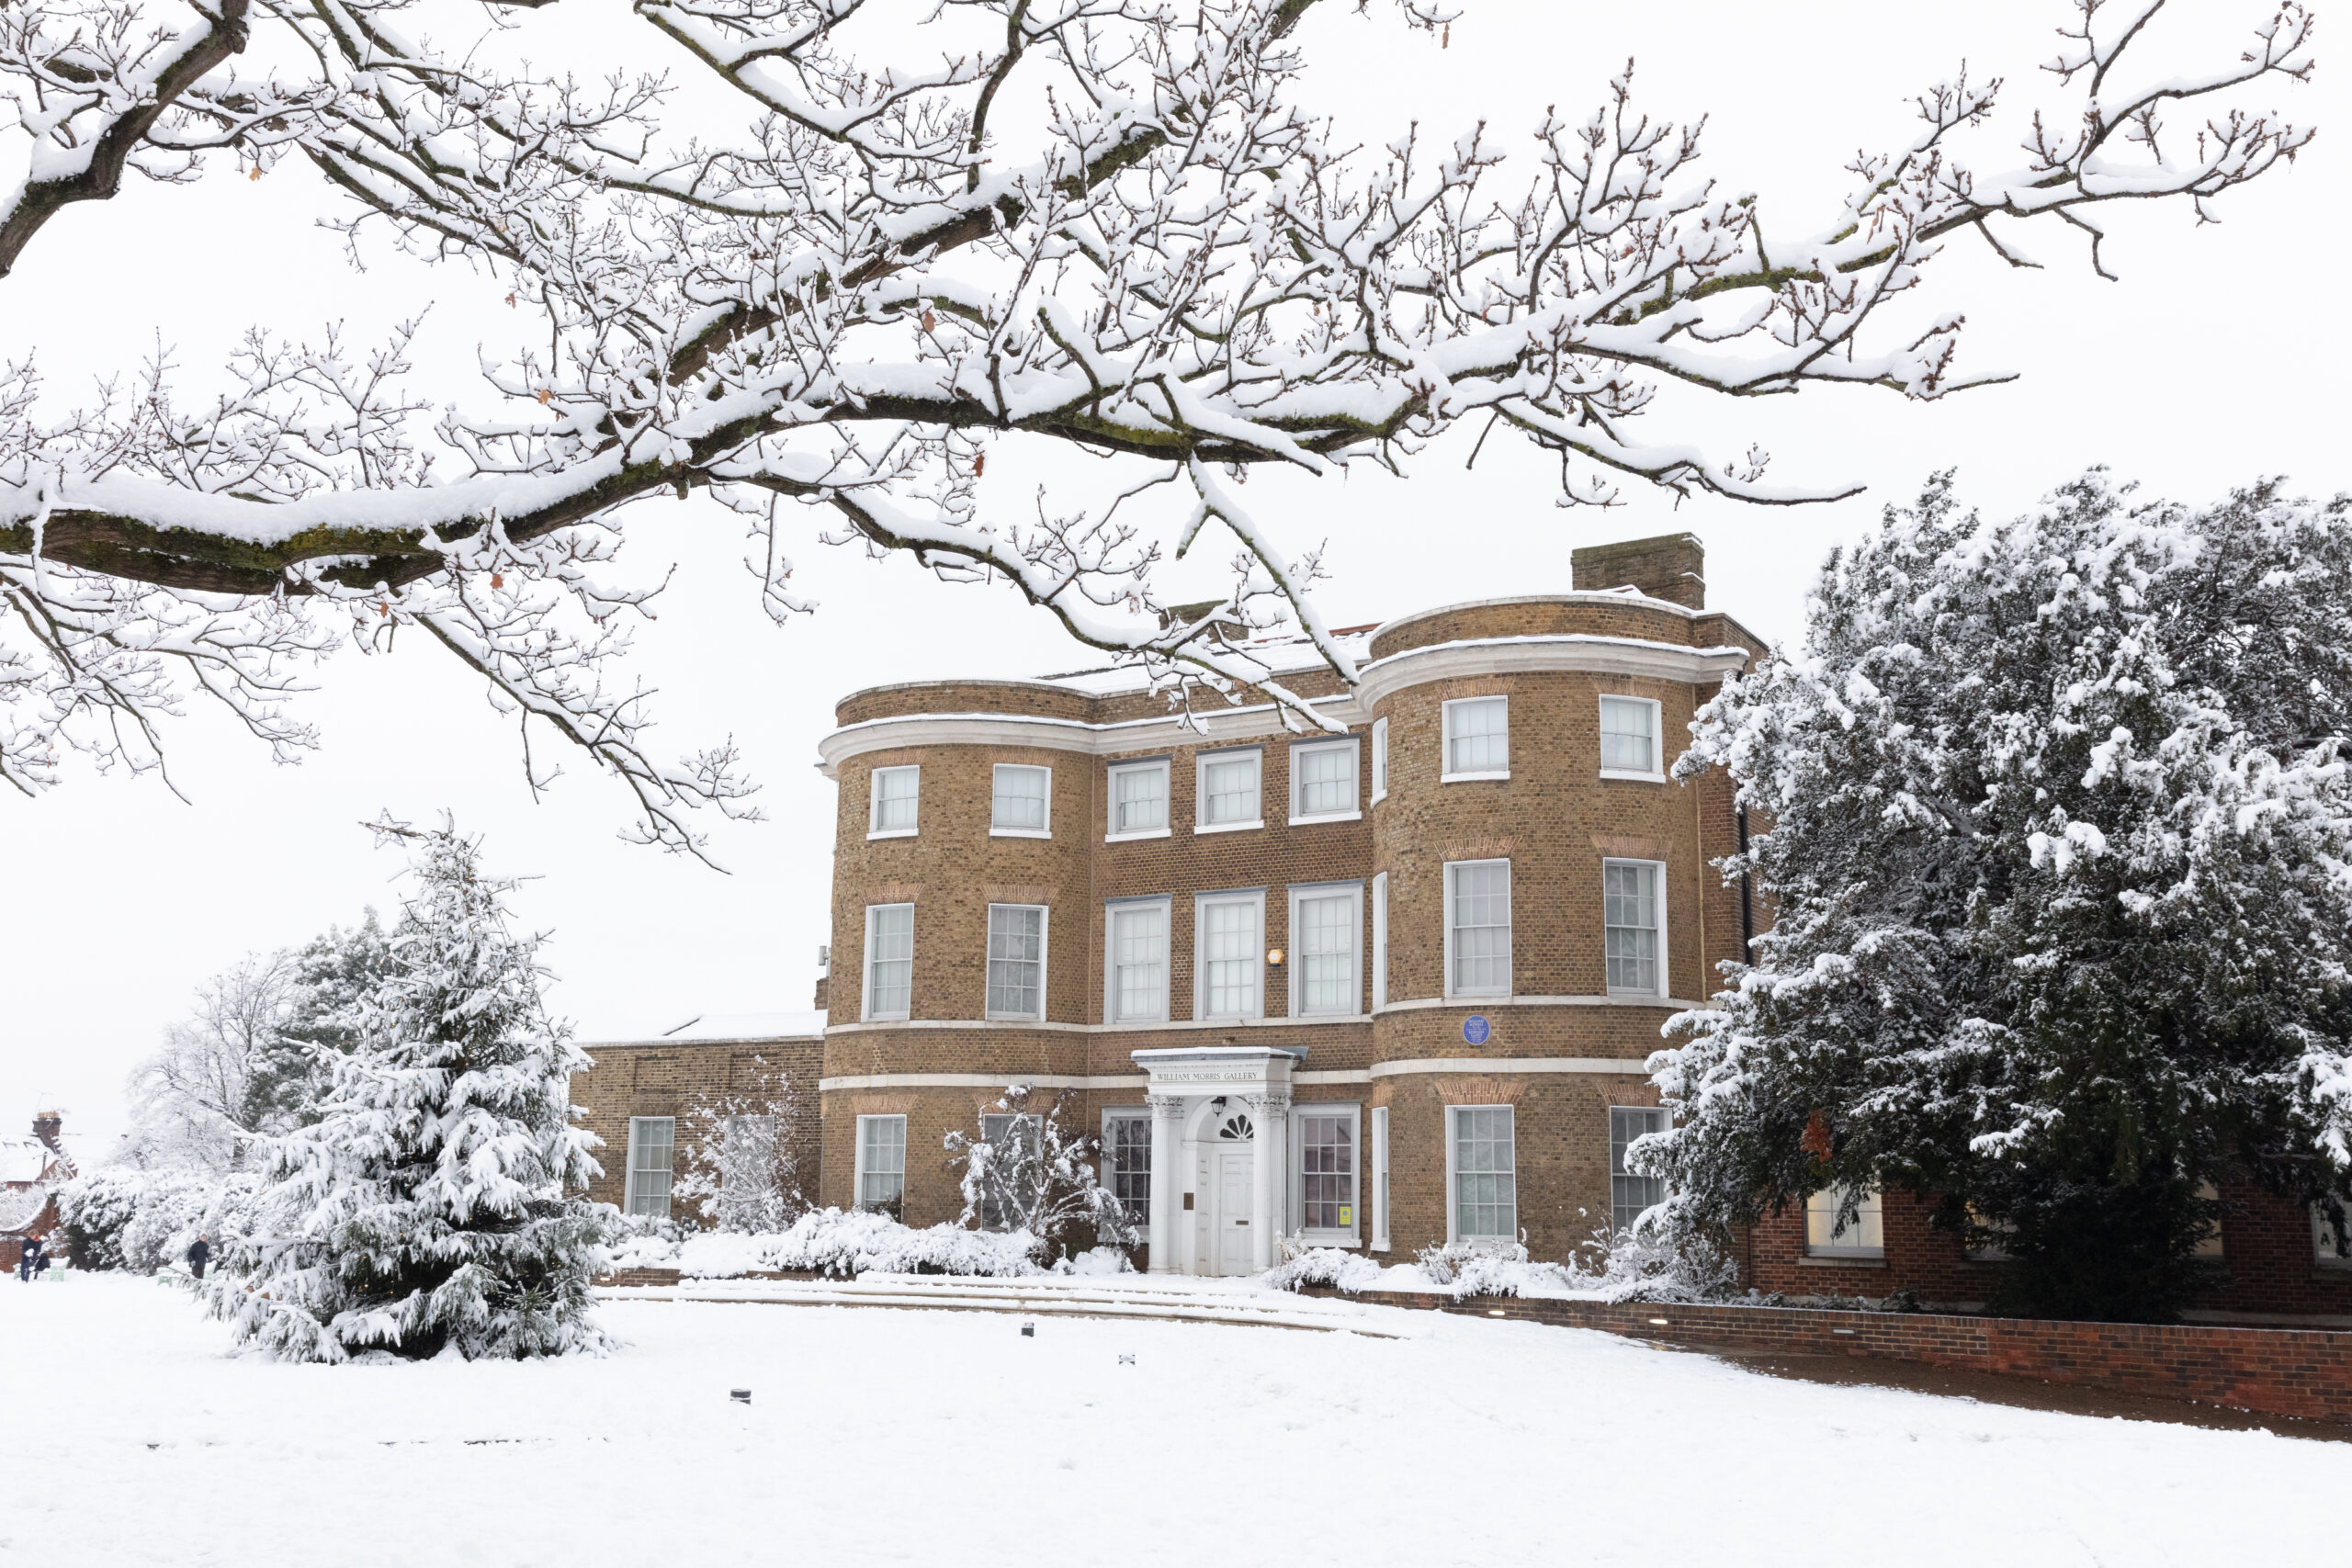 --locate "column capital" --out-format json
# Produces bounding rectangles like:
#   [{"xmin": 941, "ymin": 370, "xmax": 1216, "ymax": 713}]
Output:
[{"xmin": 1147, "ymin": 1092, "xmax": 1188, "ymax": 1117}]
